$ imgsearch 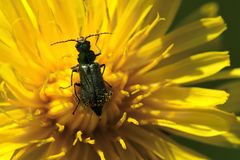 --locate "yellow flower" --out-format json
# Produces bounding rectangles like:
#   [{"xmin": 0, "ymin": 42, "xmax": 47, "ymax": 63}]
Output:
[{"xmin": 0, "ymin": 0, "xmax": 239, "ymax": 159}]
